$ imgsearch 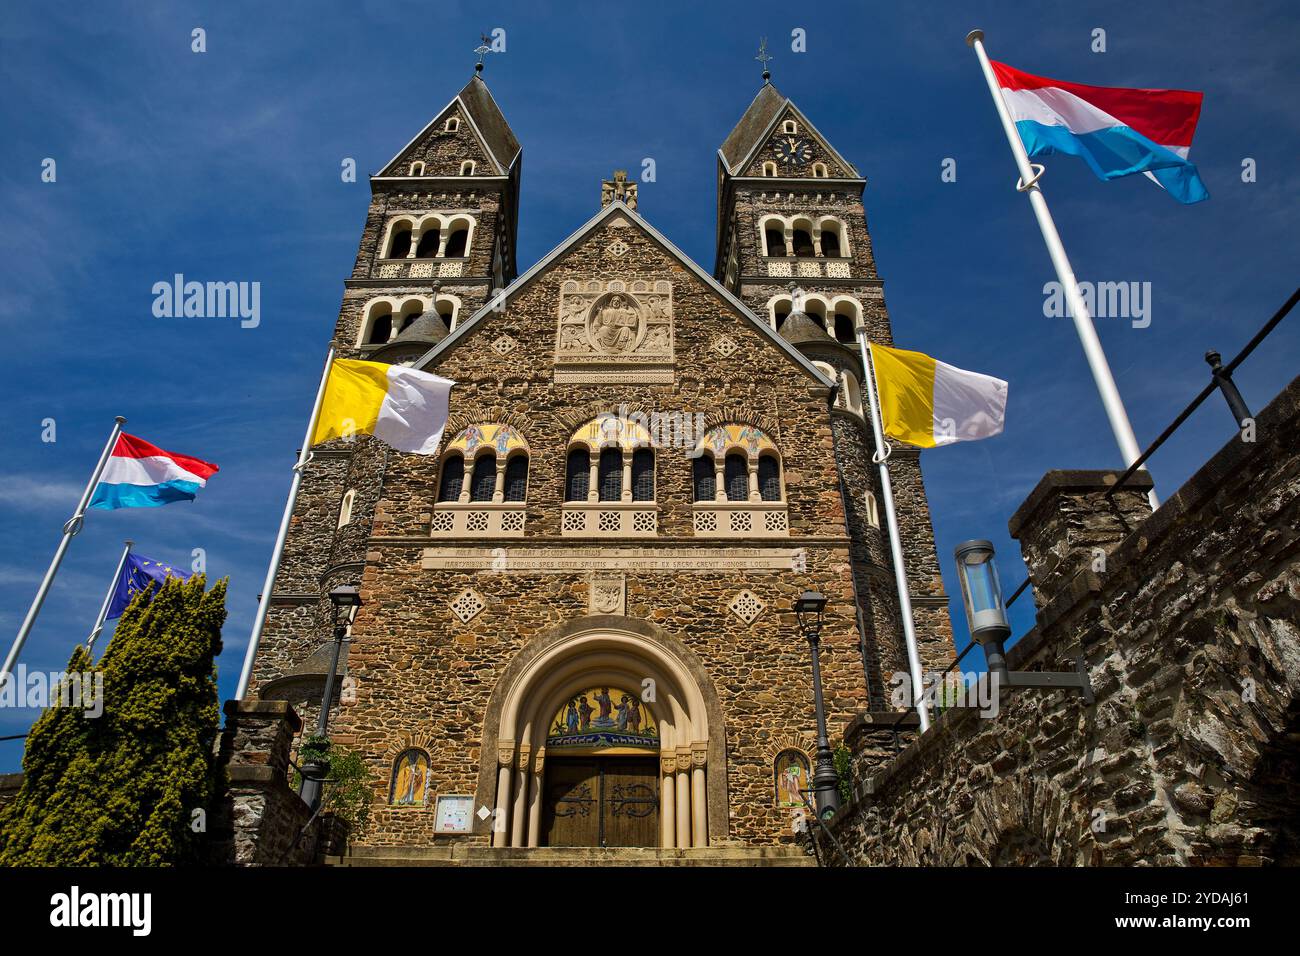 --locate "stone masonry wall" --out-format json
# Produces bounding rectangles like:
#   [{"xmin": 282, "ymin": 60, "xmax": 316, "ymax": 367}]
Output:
[{"xmin": 817, "ymin": 375, "xmax": 1300, "ymax": 866}]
